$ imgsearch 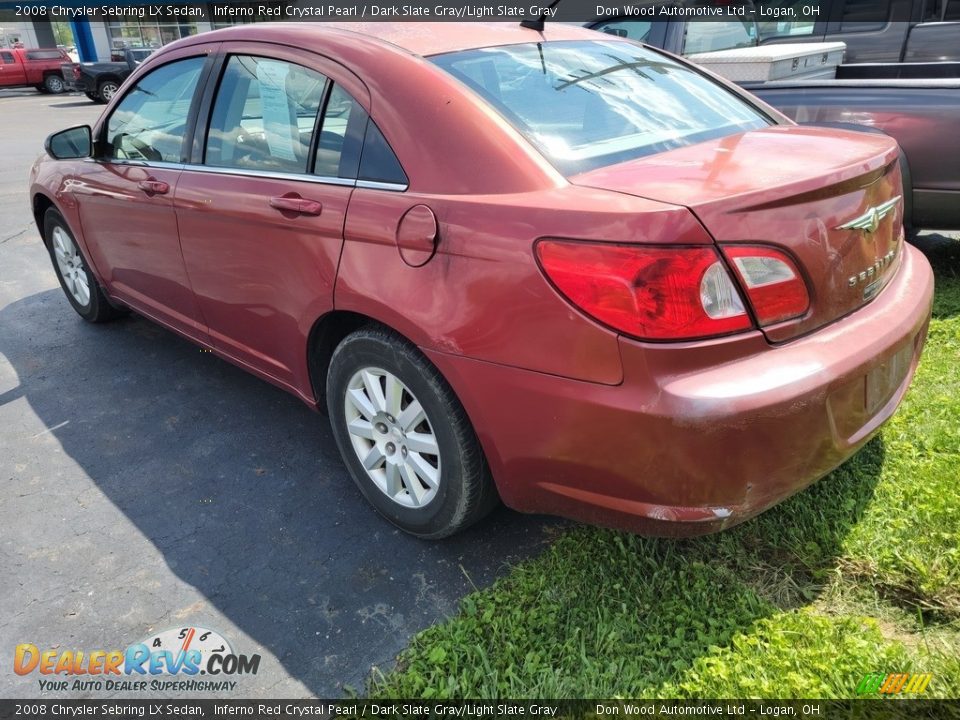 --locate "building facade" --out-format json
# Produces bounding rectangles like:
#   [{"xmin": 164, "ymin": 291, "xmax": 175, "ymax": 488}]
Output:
[{"xmin": 1, "ymin": 3, "xmax": 288, "ymax": 61}]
